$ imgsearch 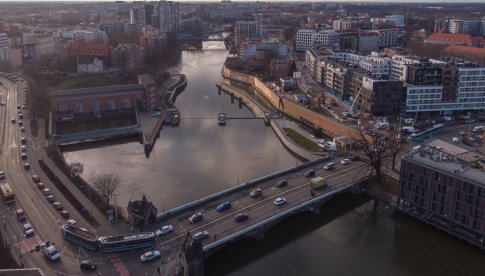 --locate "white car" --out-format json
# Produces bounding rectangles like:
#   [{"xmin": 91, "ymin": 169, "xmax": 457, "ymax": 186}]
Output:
[
  {"xmin": 193, "ymin": 231, "xmax": 209, "ymax": 241},
  {"xmin": 23, "ymin": 223, "xmax": 34, "ymax": 236},
  {"xmin": 140, "ymin": 250, "xmax": 160, "ymax": 263},
  {"xmin": 274, "ymin": 197, "xmax": 287, "ymax": 206},
  {"xmin": 340, "ymin": 159, "xmax": 351, "ymax": 165},
  {"xmin": 155, "ymin": 225, "xmax": 173, "ymax": 237},
  {"xmin": 66, "ymin": 219, "xmax": 77, "ymax": 226}
]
